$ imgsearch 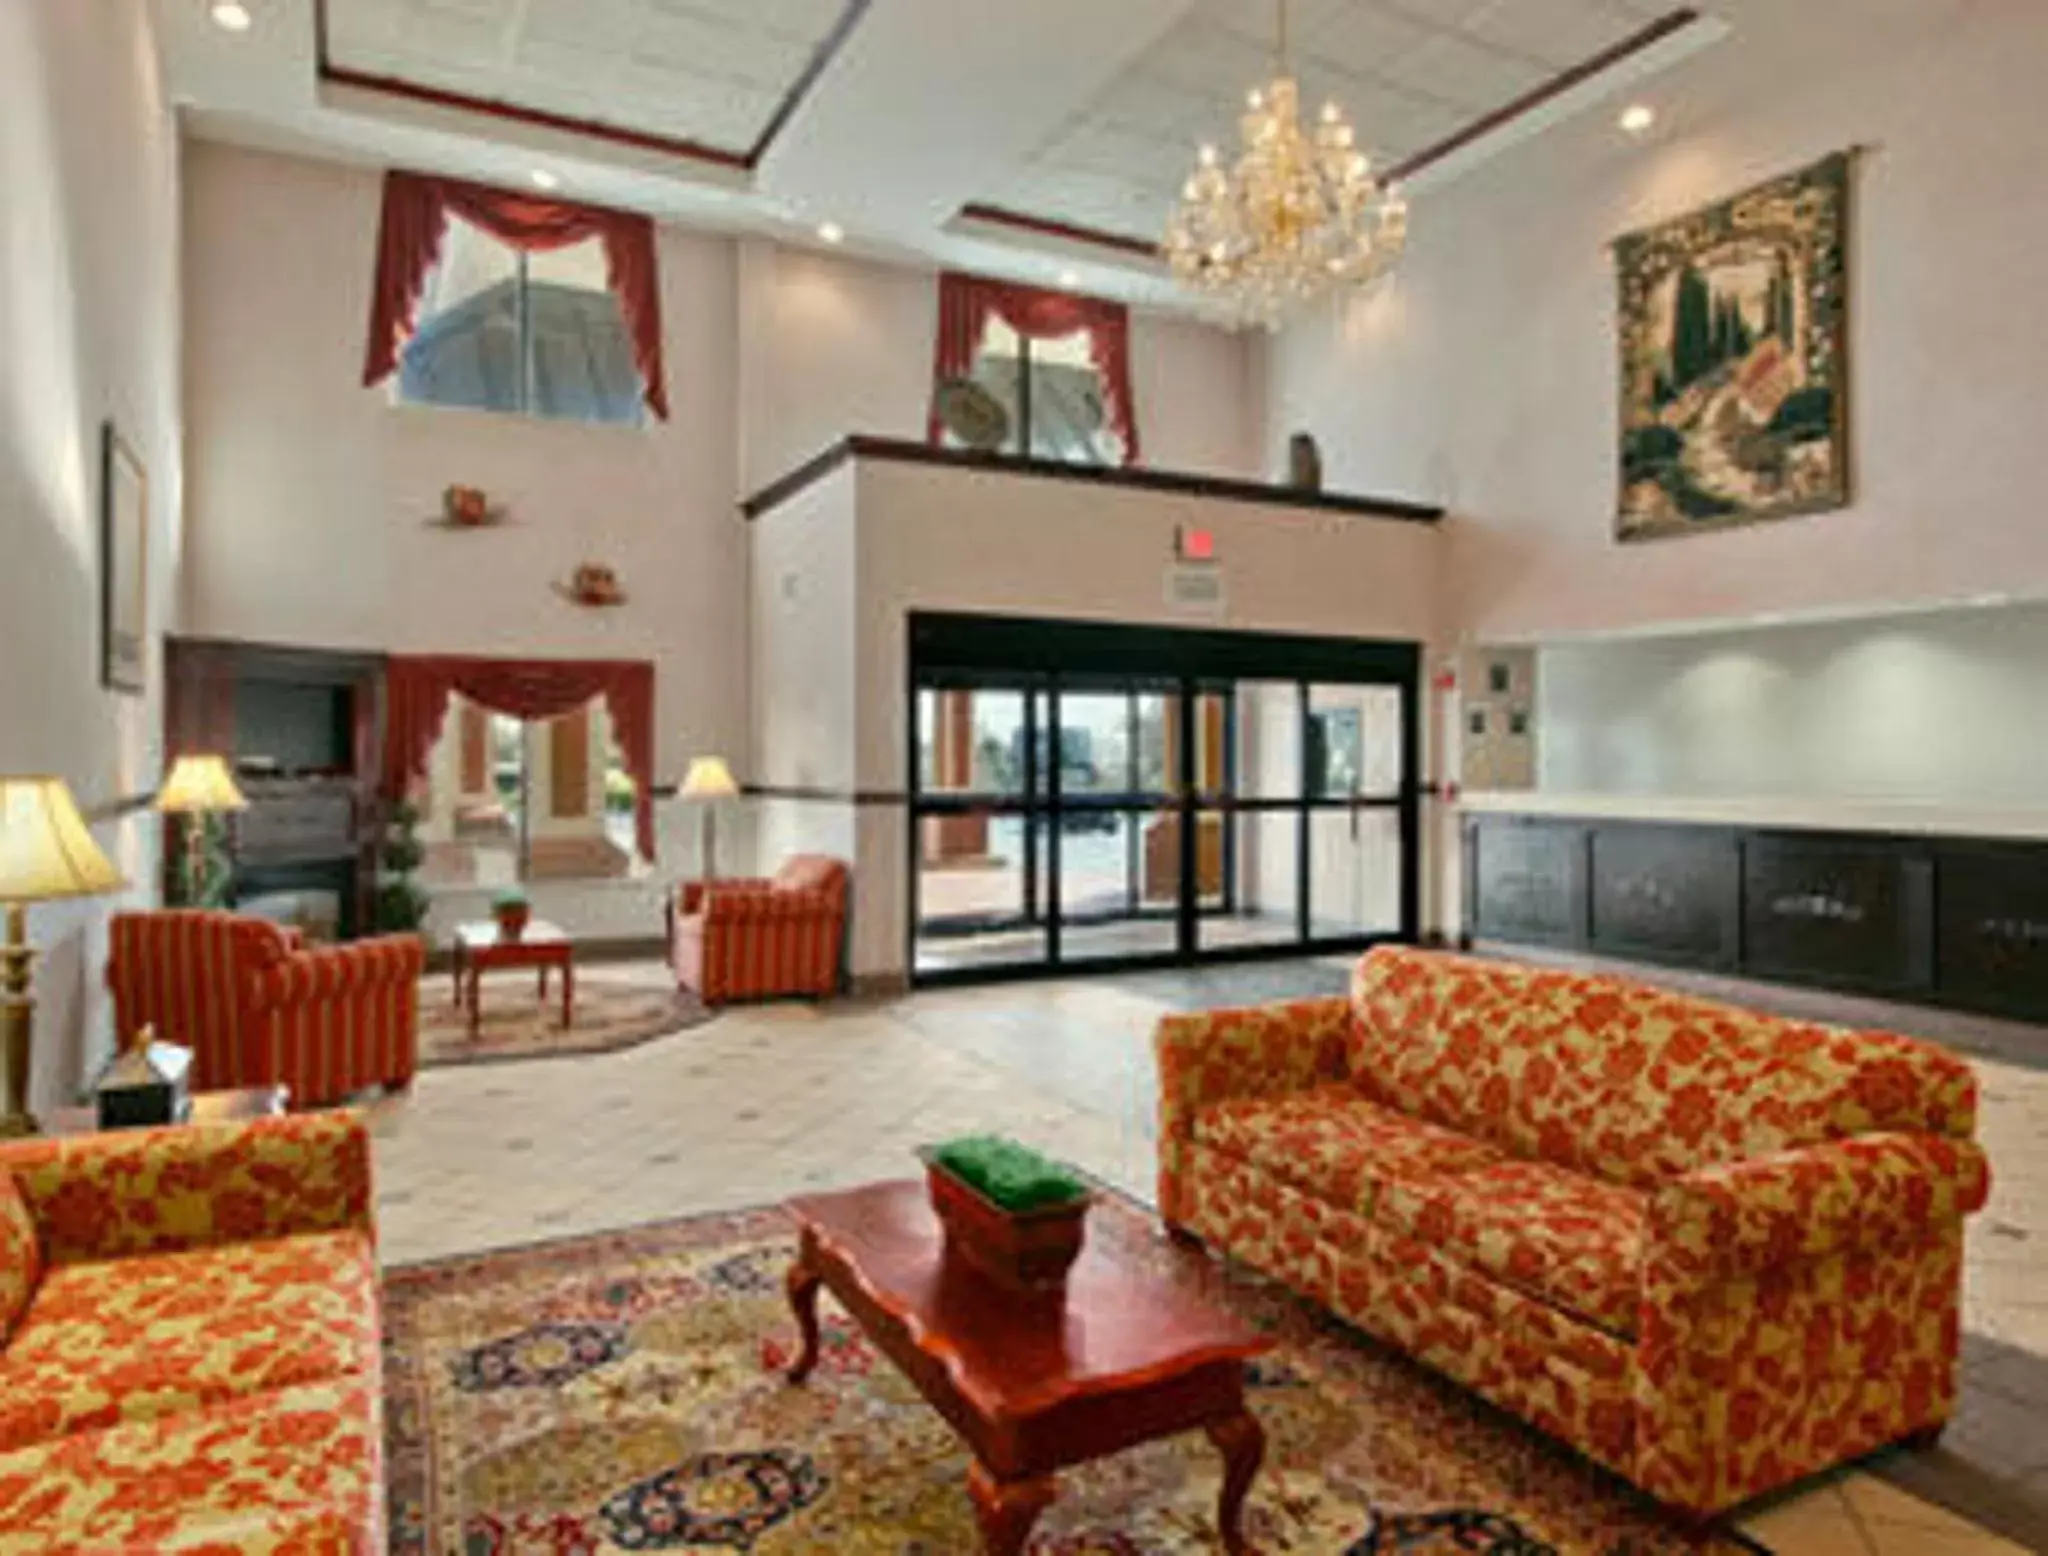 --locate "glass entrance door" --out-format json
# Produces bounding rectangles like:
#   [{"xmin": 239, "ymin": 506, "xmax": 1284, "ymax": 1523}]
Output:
[{"xmin": 909, "ymin": 632, "xmax": 1417, "ymax": 981}]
